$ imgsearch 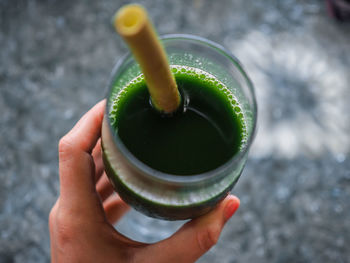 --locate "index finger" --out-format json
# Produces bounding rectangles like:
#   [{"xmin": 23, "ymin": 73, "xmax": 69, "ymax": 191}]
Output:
[{"xmin": 58, "ymin": 100, "xmax": 106, "ymax": 212}]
